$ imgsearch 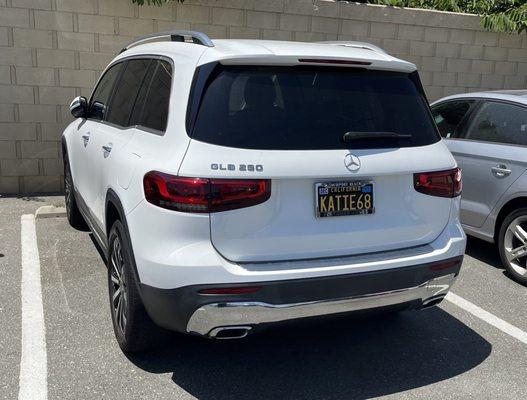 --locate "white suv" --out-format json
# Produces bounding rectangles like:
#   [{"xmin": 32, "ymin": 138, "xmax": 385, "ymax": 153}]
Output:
[{"xmin": 63, "ymin": 30, "xmax": 466, "ymax": 352}]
